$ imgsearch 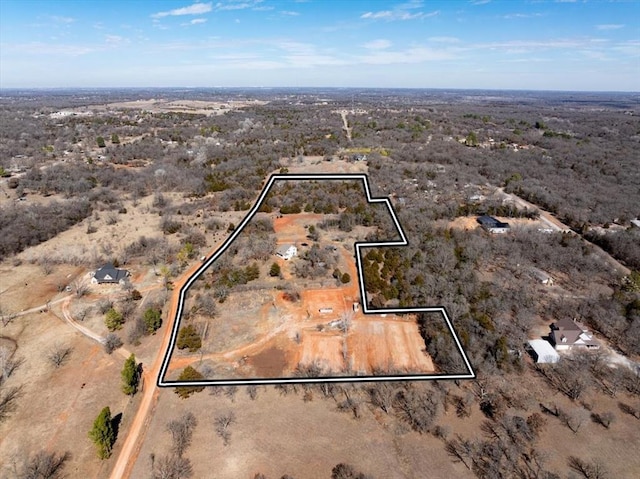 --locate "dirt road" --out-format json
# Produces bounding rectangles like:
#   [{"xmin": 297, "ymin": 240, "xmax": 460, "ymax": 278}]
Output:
[
  {"xmin": 499, "ymin": 188, "xmax": 630, "ymax": 276},
  {"xmin": 339, "ymin": 111, "xmax": 352, "ymax": 142},
  {"xmin": 107, "ymin": 256, "xmax": 215, "ymax": 479}
]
